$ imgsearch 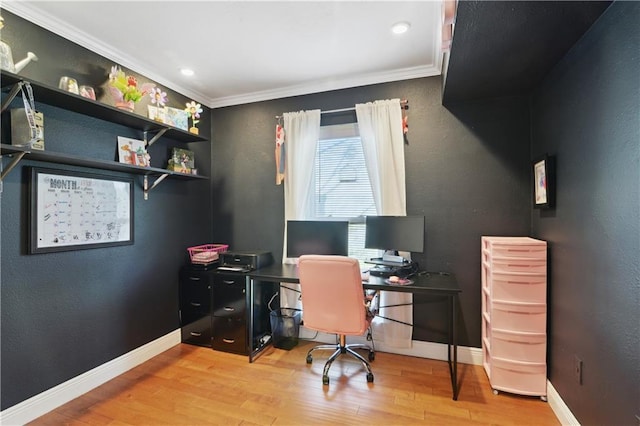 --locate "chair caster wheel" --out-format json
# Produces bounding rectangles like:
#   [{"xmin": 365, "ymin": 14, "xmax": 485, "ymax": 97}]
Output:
[
  {"xmin": 322, "ymin": 375, "xmax": 329, "ymax": 385},
  {"xmin": 366, "ymin": 373, "xmax": 374, "ymax": 383},
  {"xmin": 306, "ymin": 355, "xmax": 312, "ymax": 364},
  {"xmin": 368, "ymin": 351, "xmax": 375, "ymax": 361}
]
